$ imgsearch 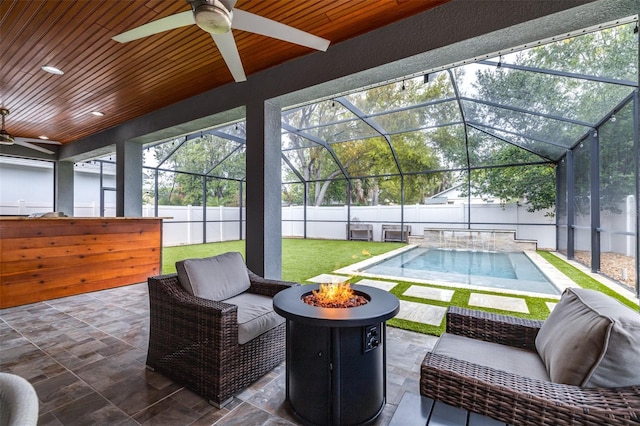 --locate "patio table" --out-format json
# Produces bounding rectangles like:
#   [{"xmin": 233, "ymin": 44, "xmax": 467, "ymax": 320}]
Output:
[{"xmin": 390, "ymin": 393, "xmax": 509, "ymax": 426}]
